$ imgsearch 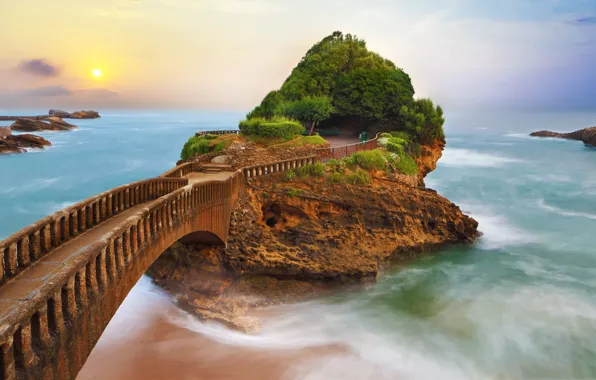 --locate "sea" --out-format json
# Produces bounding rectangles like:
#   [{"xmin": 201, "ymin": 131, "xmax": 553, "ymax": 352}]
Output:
[{"xmin": 1, "ymin": 109, "xmax": 596, "ymax": 380}]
